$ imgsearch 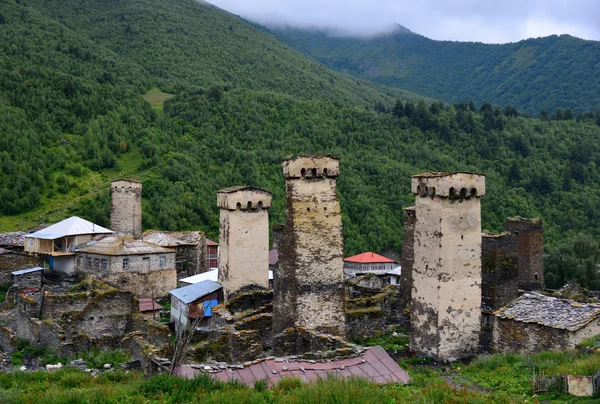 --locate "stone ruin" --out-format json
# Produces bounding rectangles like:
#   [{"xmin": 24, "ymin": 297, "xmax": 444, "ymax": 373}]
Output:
[
  {"xmin": 410, "ymin": 172, "xmax": 486, "ymax": 362},
  {"xmin": 0, "ymin": 279, "xmax": 170, "ymax": 371}
]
